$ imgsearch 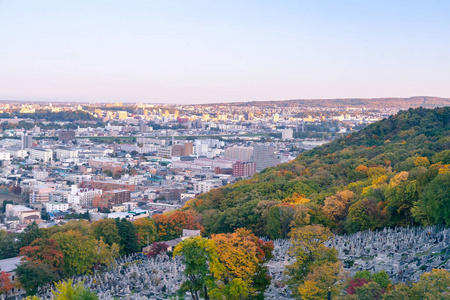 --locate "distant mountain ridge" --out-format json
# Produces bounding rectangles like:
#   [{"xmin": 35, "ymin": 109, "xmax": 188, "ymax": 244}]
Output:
[{"xmin": 226, "ymin": 96, "xmax": 450, "ymax": 108}]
